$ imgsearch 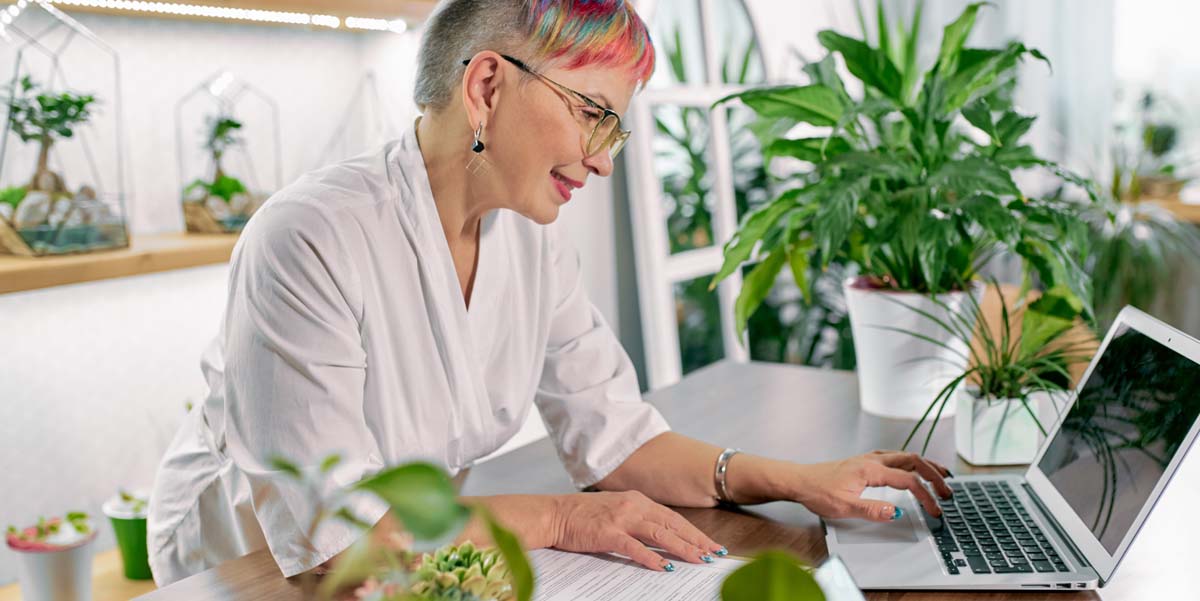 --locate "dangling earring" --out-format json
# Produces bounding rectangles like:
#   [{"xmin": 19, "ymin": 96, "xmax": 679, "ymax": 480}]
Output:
[{"xmin": 466, "ymin": 122, "xmax": 490, "ymax": 175}]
